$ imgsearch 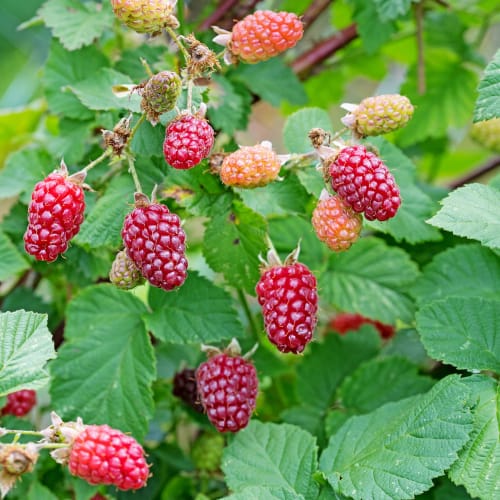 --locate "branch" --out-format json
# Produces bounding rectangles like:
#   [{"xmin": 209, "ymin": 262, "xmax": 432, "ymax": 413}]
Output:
[
  {"xmin": 291, "ymin": 24, "xmax": 358, "ymax": 79},
  {"xmin": 197, "ymin": 0, "xmax": 239, "ymax": 31},
  {"xmin": 301, "ymin": 0, "xmax": 334, "ymax": 30},
  {"xmin": 448, "ymin": 156, "xmax": 500, "ymax": 189}
]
